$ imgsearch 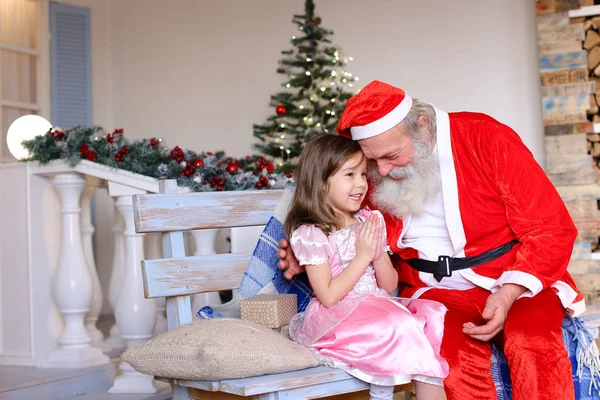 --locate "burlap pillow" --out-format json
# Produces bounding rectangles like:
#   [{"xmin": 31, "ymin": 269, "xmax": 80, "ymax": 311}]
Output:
[{"xmin": 121, "ymin": 318, "xmax": 319, "ymax": 380}]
